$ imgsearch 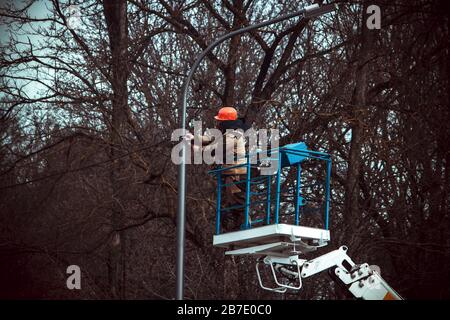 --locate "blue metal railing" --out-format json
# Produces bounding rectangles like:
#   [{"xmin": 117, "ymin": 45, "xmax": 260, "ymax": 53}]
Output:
[{"xmin": 208, "ymin": 142, "xmax": 332, "ymax": 235}]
